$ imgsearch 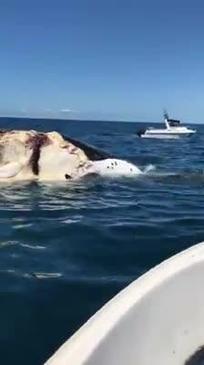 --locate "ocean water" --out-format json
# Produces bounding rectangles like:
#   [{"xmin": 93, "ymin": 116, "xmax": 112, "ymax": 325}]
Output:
[{"xmin": 0, "ymin": 118, "xmax": 203, "ymax": 365}]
